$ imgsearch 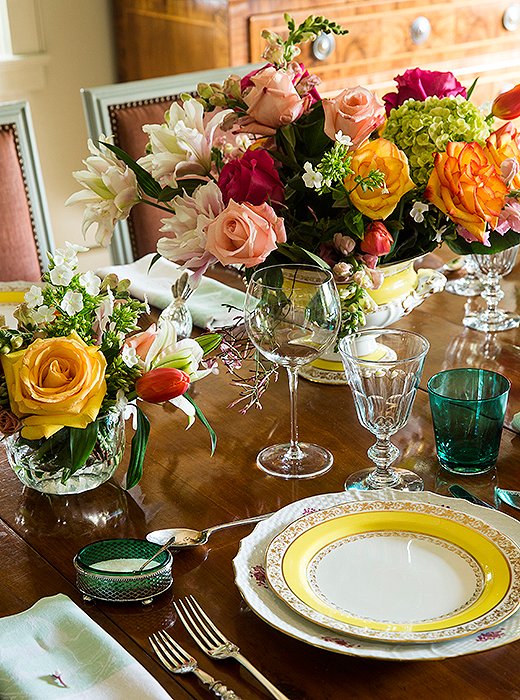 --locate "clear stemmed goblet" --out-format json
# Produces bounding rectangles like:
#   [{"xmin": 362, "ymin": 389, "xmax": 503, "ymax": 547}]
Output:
[
  {"xmin": 445, "ymin": 256, "xmax": 484, "ymax": 296},
  {"xmin": 245, "ymin": 264, "xmax": 340, "ymax": 479},
  {"xmin": 338, "ymin": 329, "xmax": 430, "ymax": 491},
  {"xmin": 463, "ymin": 245, "xmax": 520, "ymax": 332}
]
